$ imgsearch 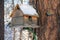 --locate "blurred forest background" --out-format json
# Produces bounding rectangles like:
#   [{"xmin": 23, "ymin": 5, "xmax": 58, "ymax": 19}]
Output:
[{"xmin": 4, "ymin": 0, "xmax": 60, "ymax": 40}]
